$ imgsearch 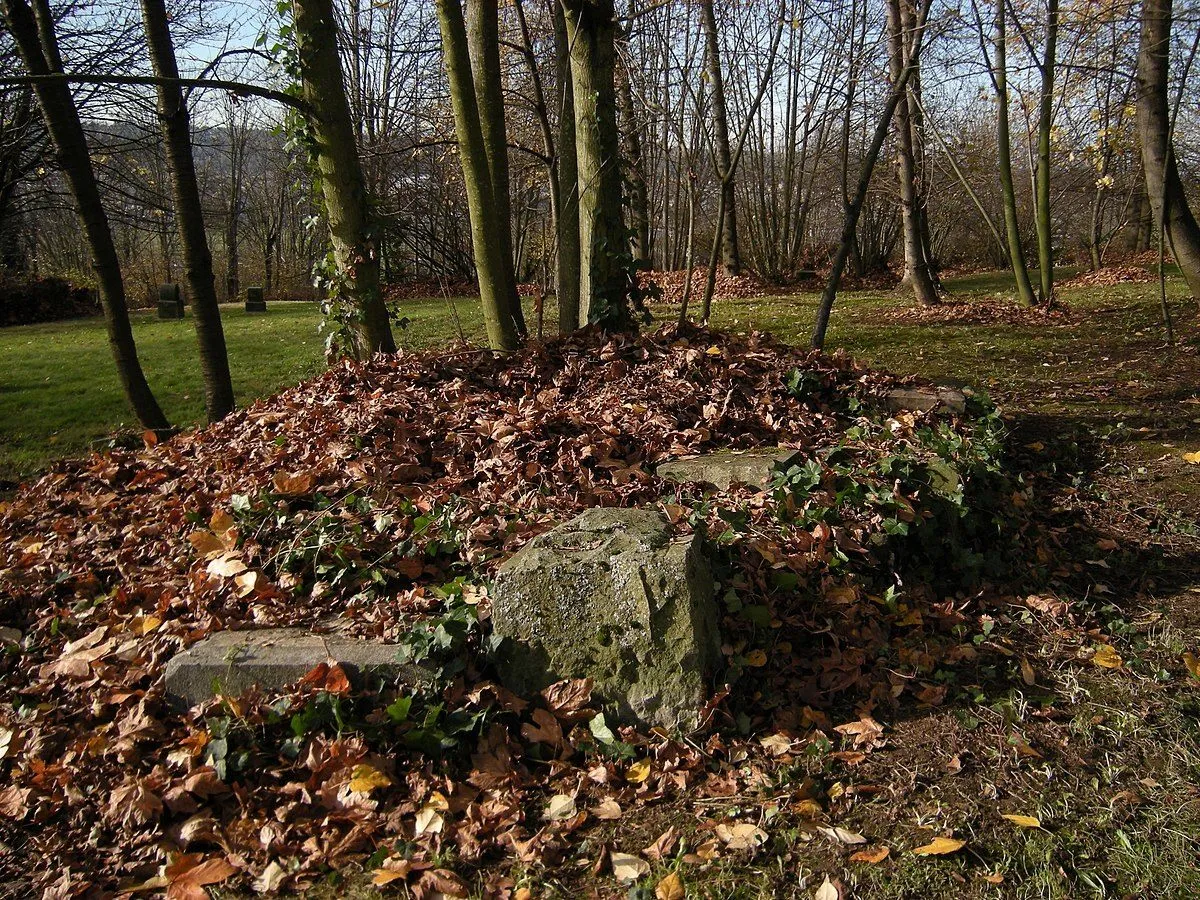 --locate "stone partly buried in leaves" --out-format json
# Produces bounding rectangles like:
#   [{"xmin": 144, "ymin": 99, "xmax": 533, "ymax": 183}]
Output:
[
  {"xmin": 489, "ymin": 508, "xmax": 720, "ymax": 731},
  {"xmin": 656, "ymin": 447, "xmax": 804, "ymax": 491}
]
